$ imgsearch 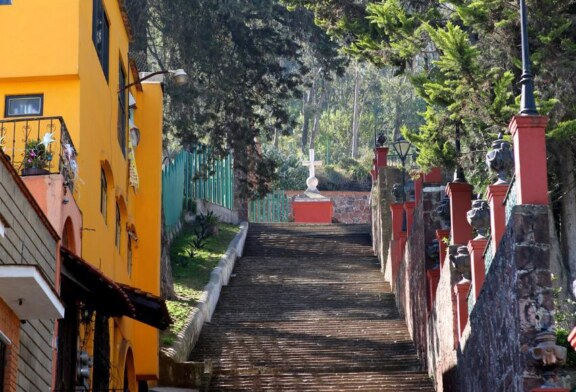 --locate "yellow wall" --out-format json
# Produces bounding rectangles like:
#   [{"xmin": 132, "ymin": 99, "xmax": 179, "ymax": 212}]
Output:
[
  {"xmin": 131, "ymin": 81, "xmax": 164, "ymax": 377},
  {"xmin": 0, "ymin": 0, "xmax": 164, "ymax": 387}
]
